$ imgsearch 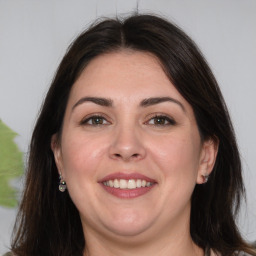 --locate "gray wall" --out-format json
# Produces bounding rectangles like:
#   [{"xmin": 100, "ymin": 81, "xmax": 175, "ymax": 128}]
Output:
[{"xmin": 0, "ymin": 0, "xmax": 255, "ymax": 252}]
